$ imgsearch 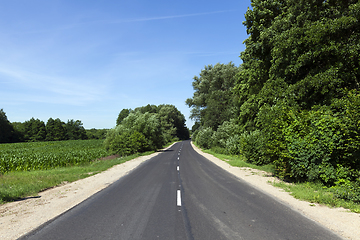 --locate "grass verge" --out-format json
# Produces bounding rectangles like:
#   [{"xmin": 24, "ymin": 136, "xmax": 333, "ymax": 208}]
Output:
[
  {"xmin": 271, "ymin": 181, "xmax": 360, "ymax": 213},
  {"xmin": 195, "ymin": 143, "xmax": 360, "ymax": 213},
  {"xmin": 0, "ymin": 151, "xmax": 154, "ymax": 204}
]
